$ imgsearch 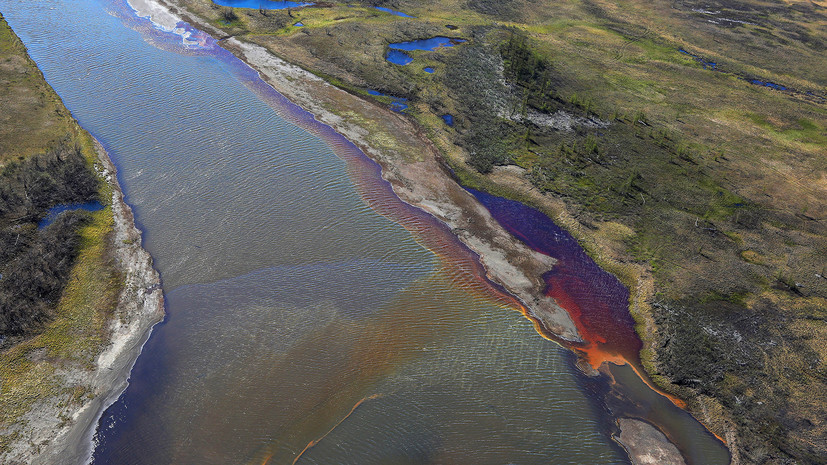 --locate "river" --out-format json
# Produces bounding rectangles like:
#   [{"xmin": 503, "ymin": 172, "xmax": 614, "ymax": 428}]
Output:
[{"xmin": 0, "ymin": 0, "xmax": 725, "ymax": 463}]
